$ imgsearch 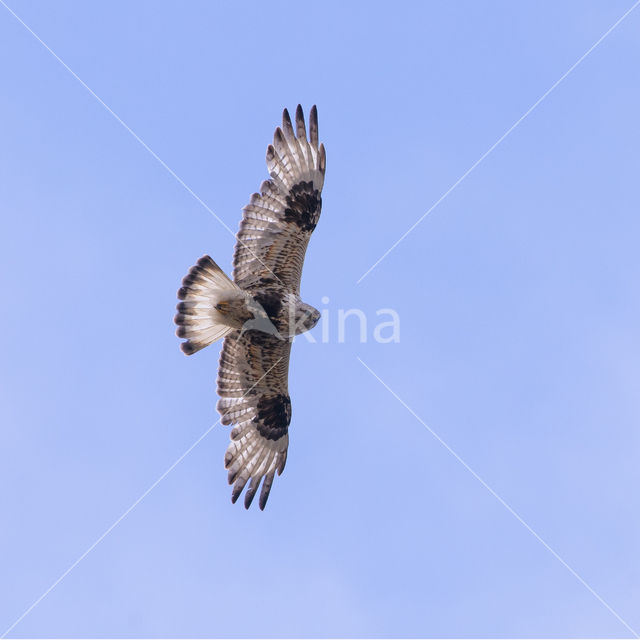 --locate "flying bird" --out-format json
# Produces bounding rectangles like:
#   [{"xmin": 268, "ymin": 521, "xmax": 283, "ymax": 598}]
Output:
[{"xmin": 175, "ymin": 105, "xmax": 326, "ymax": 510}]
